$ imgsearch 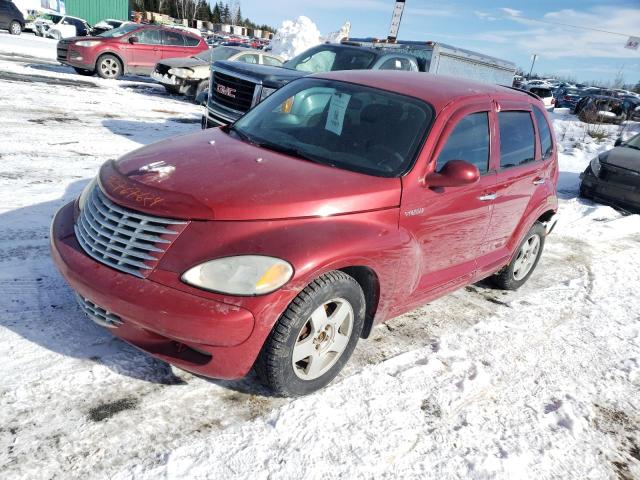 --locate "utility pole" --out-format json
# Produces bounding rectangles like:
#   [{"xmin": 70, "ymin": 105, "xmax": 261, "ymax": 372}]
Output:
[
  {"xmin": 528, "ymin": 54, "xmax": 538, "ymax": 80},
  {"xmin": 387, "ymin": 0, "xmax": 405, "ymax": 42}
]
